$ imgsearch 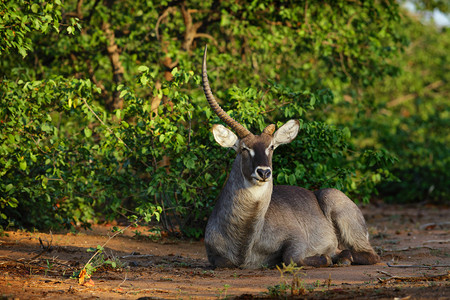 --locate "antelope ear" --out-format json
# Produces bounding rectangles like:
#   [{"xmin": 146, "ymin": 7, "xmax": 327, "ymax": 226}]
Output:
[
  {"xmin": 212, "ymin": 124, "xmax": 239, "ymax": 150},
  {"xmin": 272, "ymin": 120, "xmax": 300, "ymax": 148}
]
